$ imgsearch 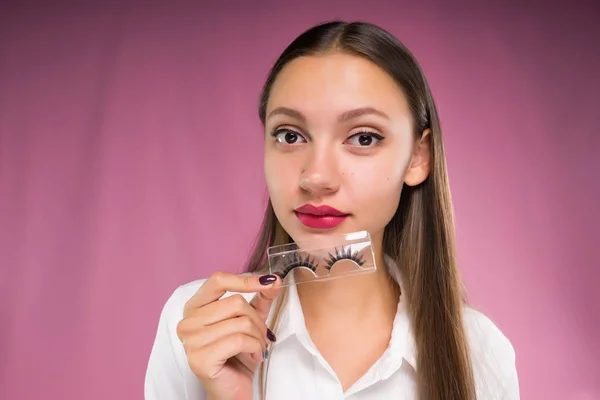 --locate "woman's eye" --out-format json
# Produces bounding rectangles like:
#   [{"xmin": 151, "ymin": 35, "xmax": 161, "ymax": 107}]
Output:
[
  {"xmin": 273, "ymin": 129, "xmax": 306, "ymax": 145},
  {"xmin": 346, "ymin": 132, "xmax": 385, "ymax": 147}
]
